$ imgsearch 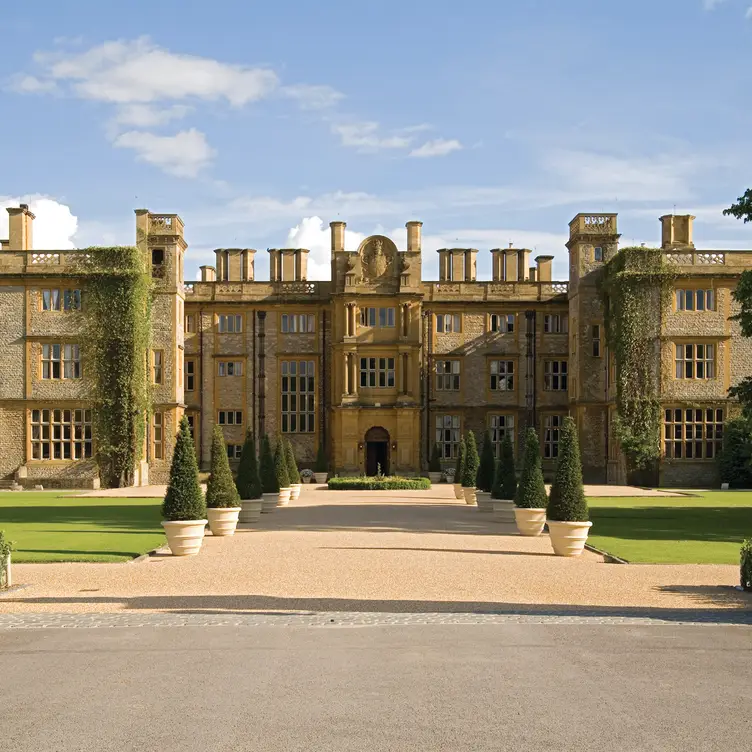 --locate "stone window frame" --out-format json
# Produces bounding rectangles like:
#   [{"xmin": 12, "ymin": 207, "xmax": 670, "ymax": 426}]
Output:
[
  {"xmin": 543, "ymin": 313, "xmax": 568, "ymax": 334},
  {"xmin": 675, "ymin": 288, "xmax": 716, "ymax": 312},
  {"xmin": 280, "ymin": 358, "xmax": 316, "ymax": 434},
  {"xmin": 359, "ymin": 356, "xmax": 396, "ymax": 389},
  {"xmin": 674, "ymin": 342, "xmax": 716, "ymax": 380},
  {"xmin": 489, "ymin": 313, "xmax": 515, "ymax": 334},
  {"xmin": 217, "ymin": 410, "xmax": 244, "ymax": 426},
  {"xmin": 435, "ymin": 313, "xmax": 462, "ymax": 334},
  {"xmin": 488, "ymin": 413, "xmax": 515, "ymax": 458},
  {"xmin": 359, "ymin": 307, "xmax": 396, "ymax": 329},
  {"xmin": 434, "ymin": 413, "xmax": 462, "ymax": 460},
  {"xmin": 280, "ymin": 312, "xmax": 316, "ymax": 334},
  {"xmin": 435, "ymin": 358, "xmax": 461, "ymax": 392},
  {"xmin": 41, "ymin": 343, "xmax": 81, "ymax": 380},
  {"xmin": 489, "ymin": 359, "xmax": 515, "ymax": 392},
  {"xmin": 217, "ymin": 360, "xmax": 244, "ymax": 377},
  {"xmin": 29, "ymin": 407, "xmax": 93, "ymax": 462},
  {"xmin": 217, "ymin": 313, "xmax": 243, "ymax": 334},
  {"xmin": 543, "ymin": 360, "xmax": 568, "ymax": 391},
  {"xmin": 226, "ymin": 444, "xmax": 243, "ymax": 460},
  {"xmin": 185, "ymin": 358, "xmax": 196, "ymax": 392},
  {"xmin": 591, "ymin": 324, "xmax": 602, "ymax": 358},
  {"xmin": 152, "ymin": 412, "xmax": 164, "ymax": 460},
  {"xmin": 663, "ymin": 406, "xmax": 723, "ymax": 460},
  {"xmin": 542, "ymin": 413, "xmax": 567, "ymax": 459},
  {"xmin": 39, "ymin": 288, "xmax": 83, "ymax": 312},
  {"xmin": 184, "ymin": 313, "xmax": 196, "ymax": 333},
  {"xmin": 152, "ymin": 350, "xmax": 164, "ymax": 385}
]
